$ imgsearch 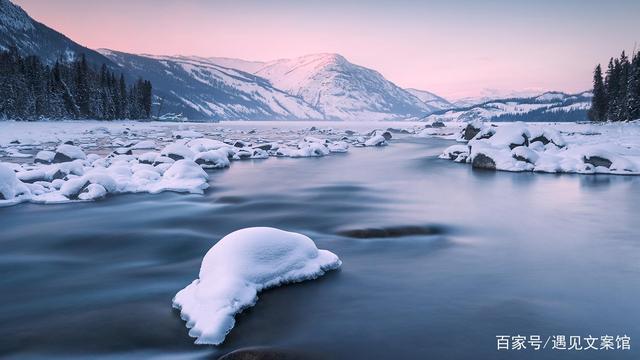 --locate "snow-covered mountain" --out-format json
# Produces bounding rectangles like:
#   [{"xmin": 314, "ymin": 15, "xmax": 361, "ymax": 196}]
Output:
[
  {"xmin": 451, "ymin": 89, "xmax": 545, "ymax": 108},
  {"xmin": 425, "ymin": 91, "xmax": 592, "ymax": 123},
  {"xmin": 211, "ymin": 53, "xmax": 435, "ymax": 121},
  {"xmin": 99, "ymin": 52, "xmax": 440, "ymax": 121},
  {"xmin": 100, "ymin": 51, "xmax": 324, "ymax": 121},
  {"xmin": 0, "ymin": 0, "xmax": 117, "ymax": 68},
  {"xmin": 405, "ymin": 88, "xmax": 452, "ymax": 112}
]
